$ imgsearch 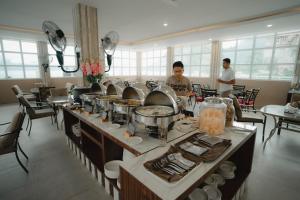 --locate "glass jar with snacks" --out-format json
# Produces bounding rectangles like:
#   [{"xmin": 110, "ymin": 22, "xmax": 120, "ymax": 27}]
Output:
[{"xmin": 198, "ymin": 97, "xmax": 226, "ymax": 136}]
